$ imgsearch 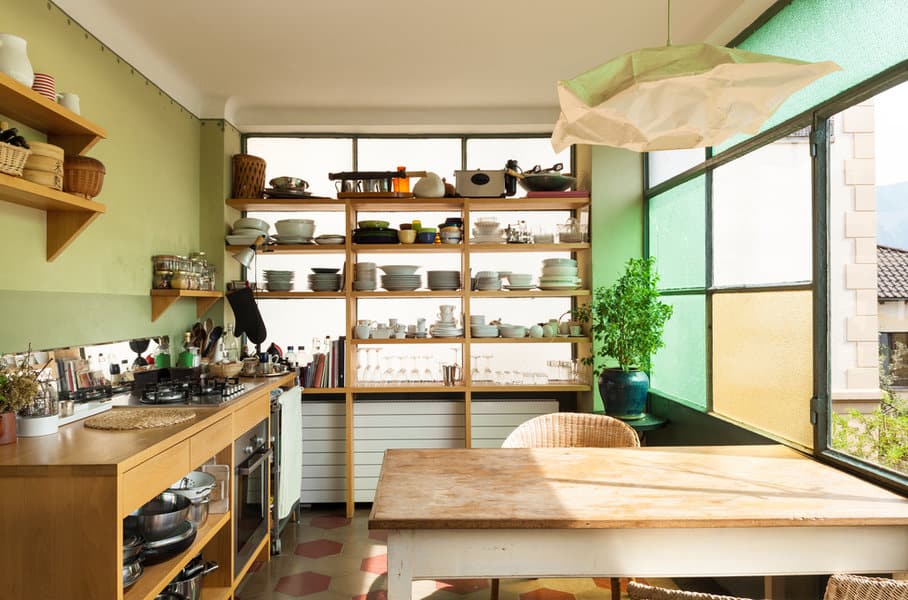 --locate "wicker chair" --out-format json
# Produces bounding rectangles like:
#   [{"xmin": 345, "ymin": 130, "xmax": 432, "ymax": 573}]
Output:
[
  {"xmin": 823, "ymin": 574, "xmax": 908, "ymax": 600},
  {"xmin": 627, "ymin": 581, "xmax": 750, "ymax": 599},
  {"xmin": 491, "ymin": 413, "xmax": 640, "ymax": 600}
]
